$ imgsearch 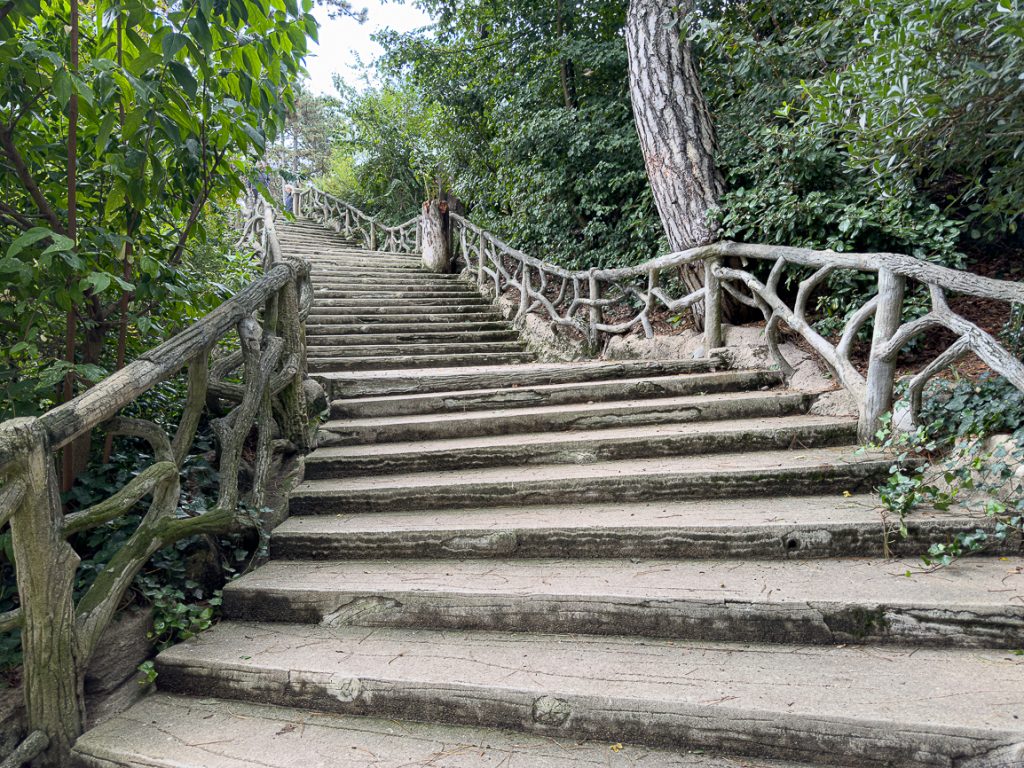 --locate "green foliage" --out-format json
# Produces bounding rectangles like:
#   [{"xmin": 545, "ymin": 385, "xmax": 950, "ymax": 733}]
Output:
[
  {"xmin": 0, "ymin": 0, "xmax": 315, "ymax": 416},
  {"xmin": 870, "ymin": 326, "xmax": 1024, "ymax": 564},
  {"xmin": 323, "ymin": 0, "xmax": 665, "ymax": 269}
]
